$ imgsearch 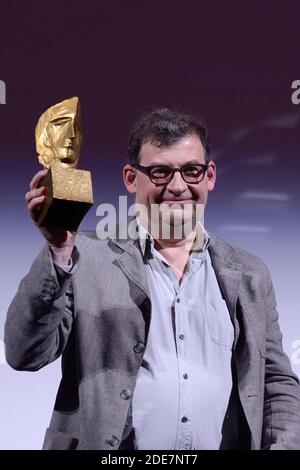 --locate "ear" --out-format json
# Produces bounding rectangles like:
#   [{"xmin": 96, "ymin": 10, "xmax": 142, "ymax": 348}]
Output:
[
  {"xmin": 123, "ymin": 164, "xmax": 137, "ymax": 194},
  {"xmin": 207, "ymin": 161, "xmax": 216, "ymax": 192}
]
